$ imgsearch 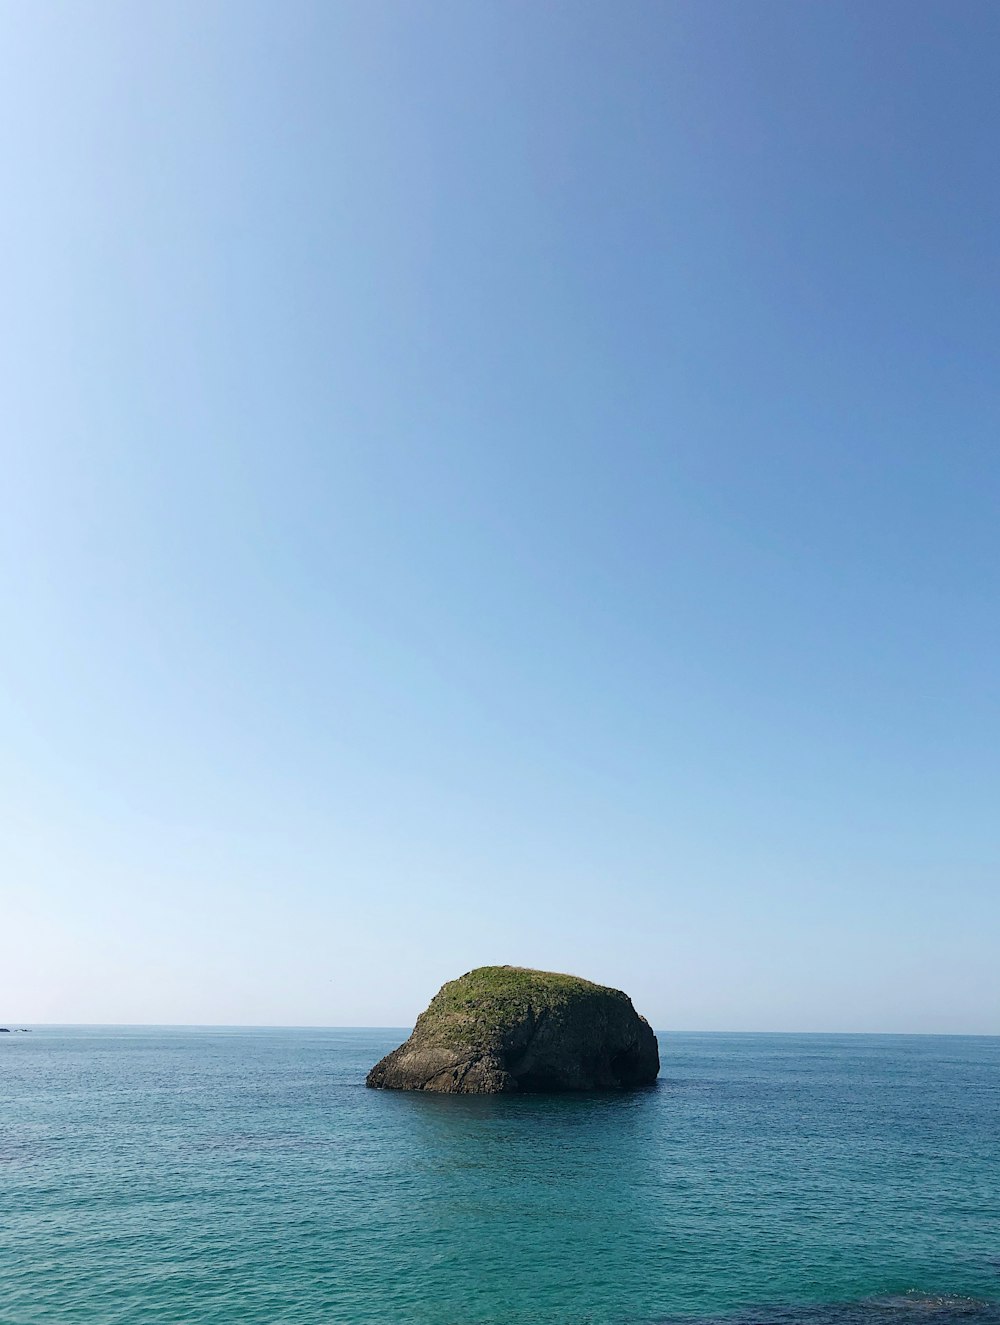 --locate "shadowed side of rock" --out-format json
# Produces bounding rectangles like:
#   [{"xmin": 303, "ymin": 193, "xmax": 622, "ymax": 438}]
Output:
[{"xmin": 366, "ymin": 966, "xmax": 660, "ymax": 1094}]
